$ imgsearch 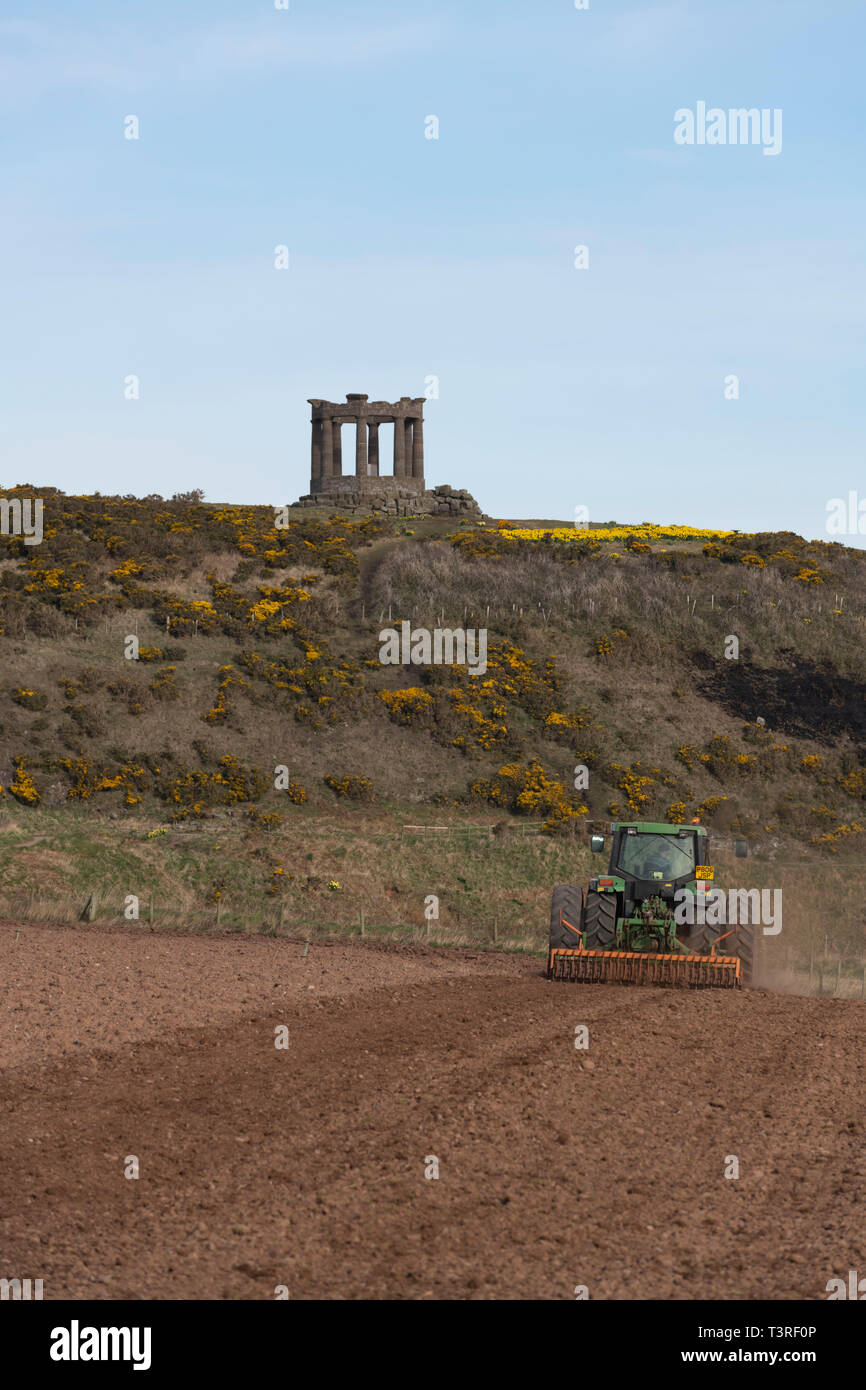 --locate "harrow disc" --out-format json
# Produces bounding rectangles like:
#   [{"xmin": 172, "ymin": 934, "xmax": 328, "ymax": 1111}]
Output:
[{"xmin": 548, "ymin": 948, "xmax": 741, "ymax": 989}]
